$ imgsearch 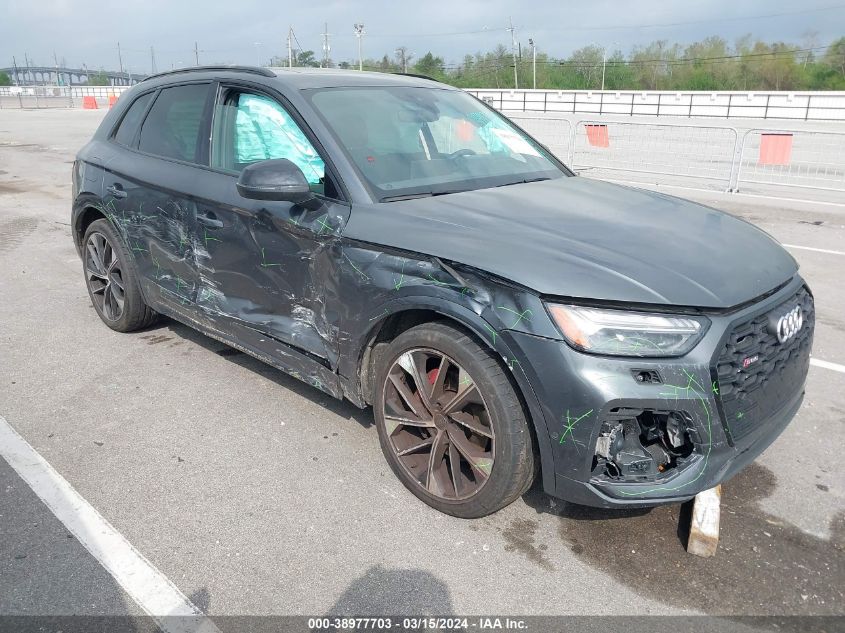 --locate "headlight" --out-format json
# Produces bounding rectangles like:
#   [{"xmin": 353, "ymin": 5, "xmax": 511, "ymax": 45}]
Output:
[{"xmin": 547, "ymin": 304, "xmax": 709, "ymax": 357}]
